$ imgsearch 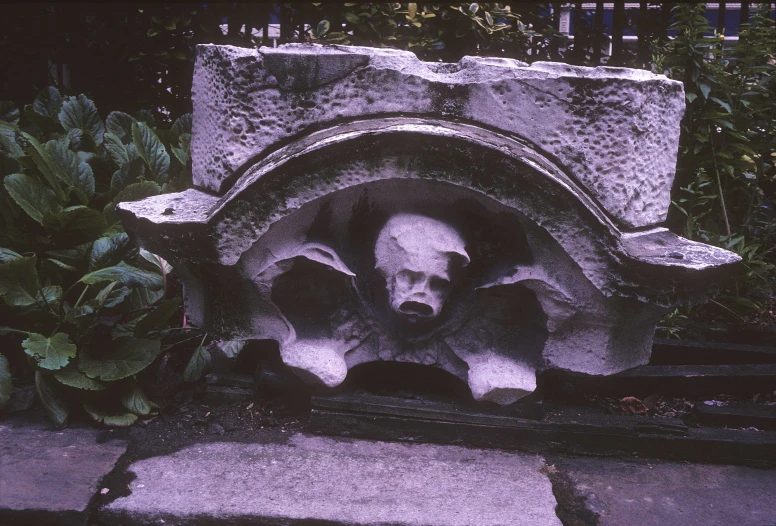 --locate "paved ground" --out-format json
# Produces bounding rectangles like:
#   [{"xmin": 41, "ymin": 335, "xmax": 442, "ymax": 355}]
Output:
[
  {"xmin": 0, "ymin": 415, "xmax": 128, "ymax": 526},
  {"xmin": 548, "ymin": 455, "xmax": 776, "ymax": 526},
  {"xmin": 101, "ymin": 434, "xmax": 561, "ymax": 526},
  {"xmin": 2, "ymin": 411, "xmax": 776, "ymax": 526}
]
